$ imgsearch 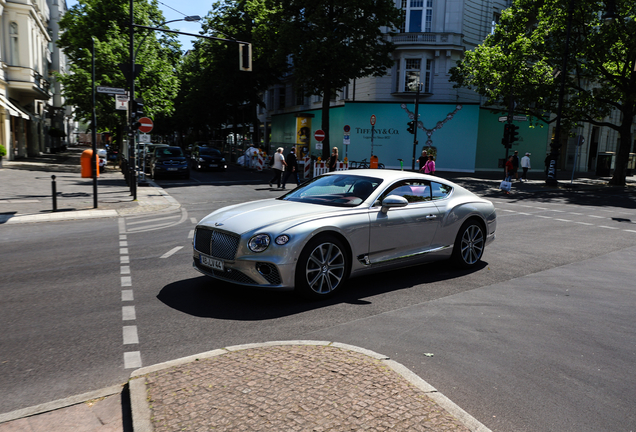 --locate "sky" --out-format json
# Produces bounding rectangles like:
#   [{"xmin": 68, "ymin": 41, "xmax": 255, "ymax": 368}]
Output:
[{"xmin": 65, "ymin": 0, "xmax": 213, "ymax": 51}]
